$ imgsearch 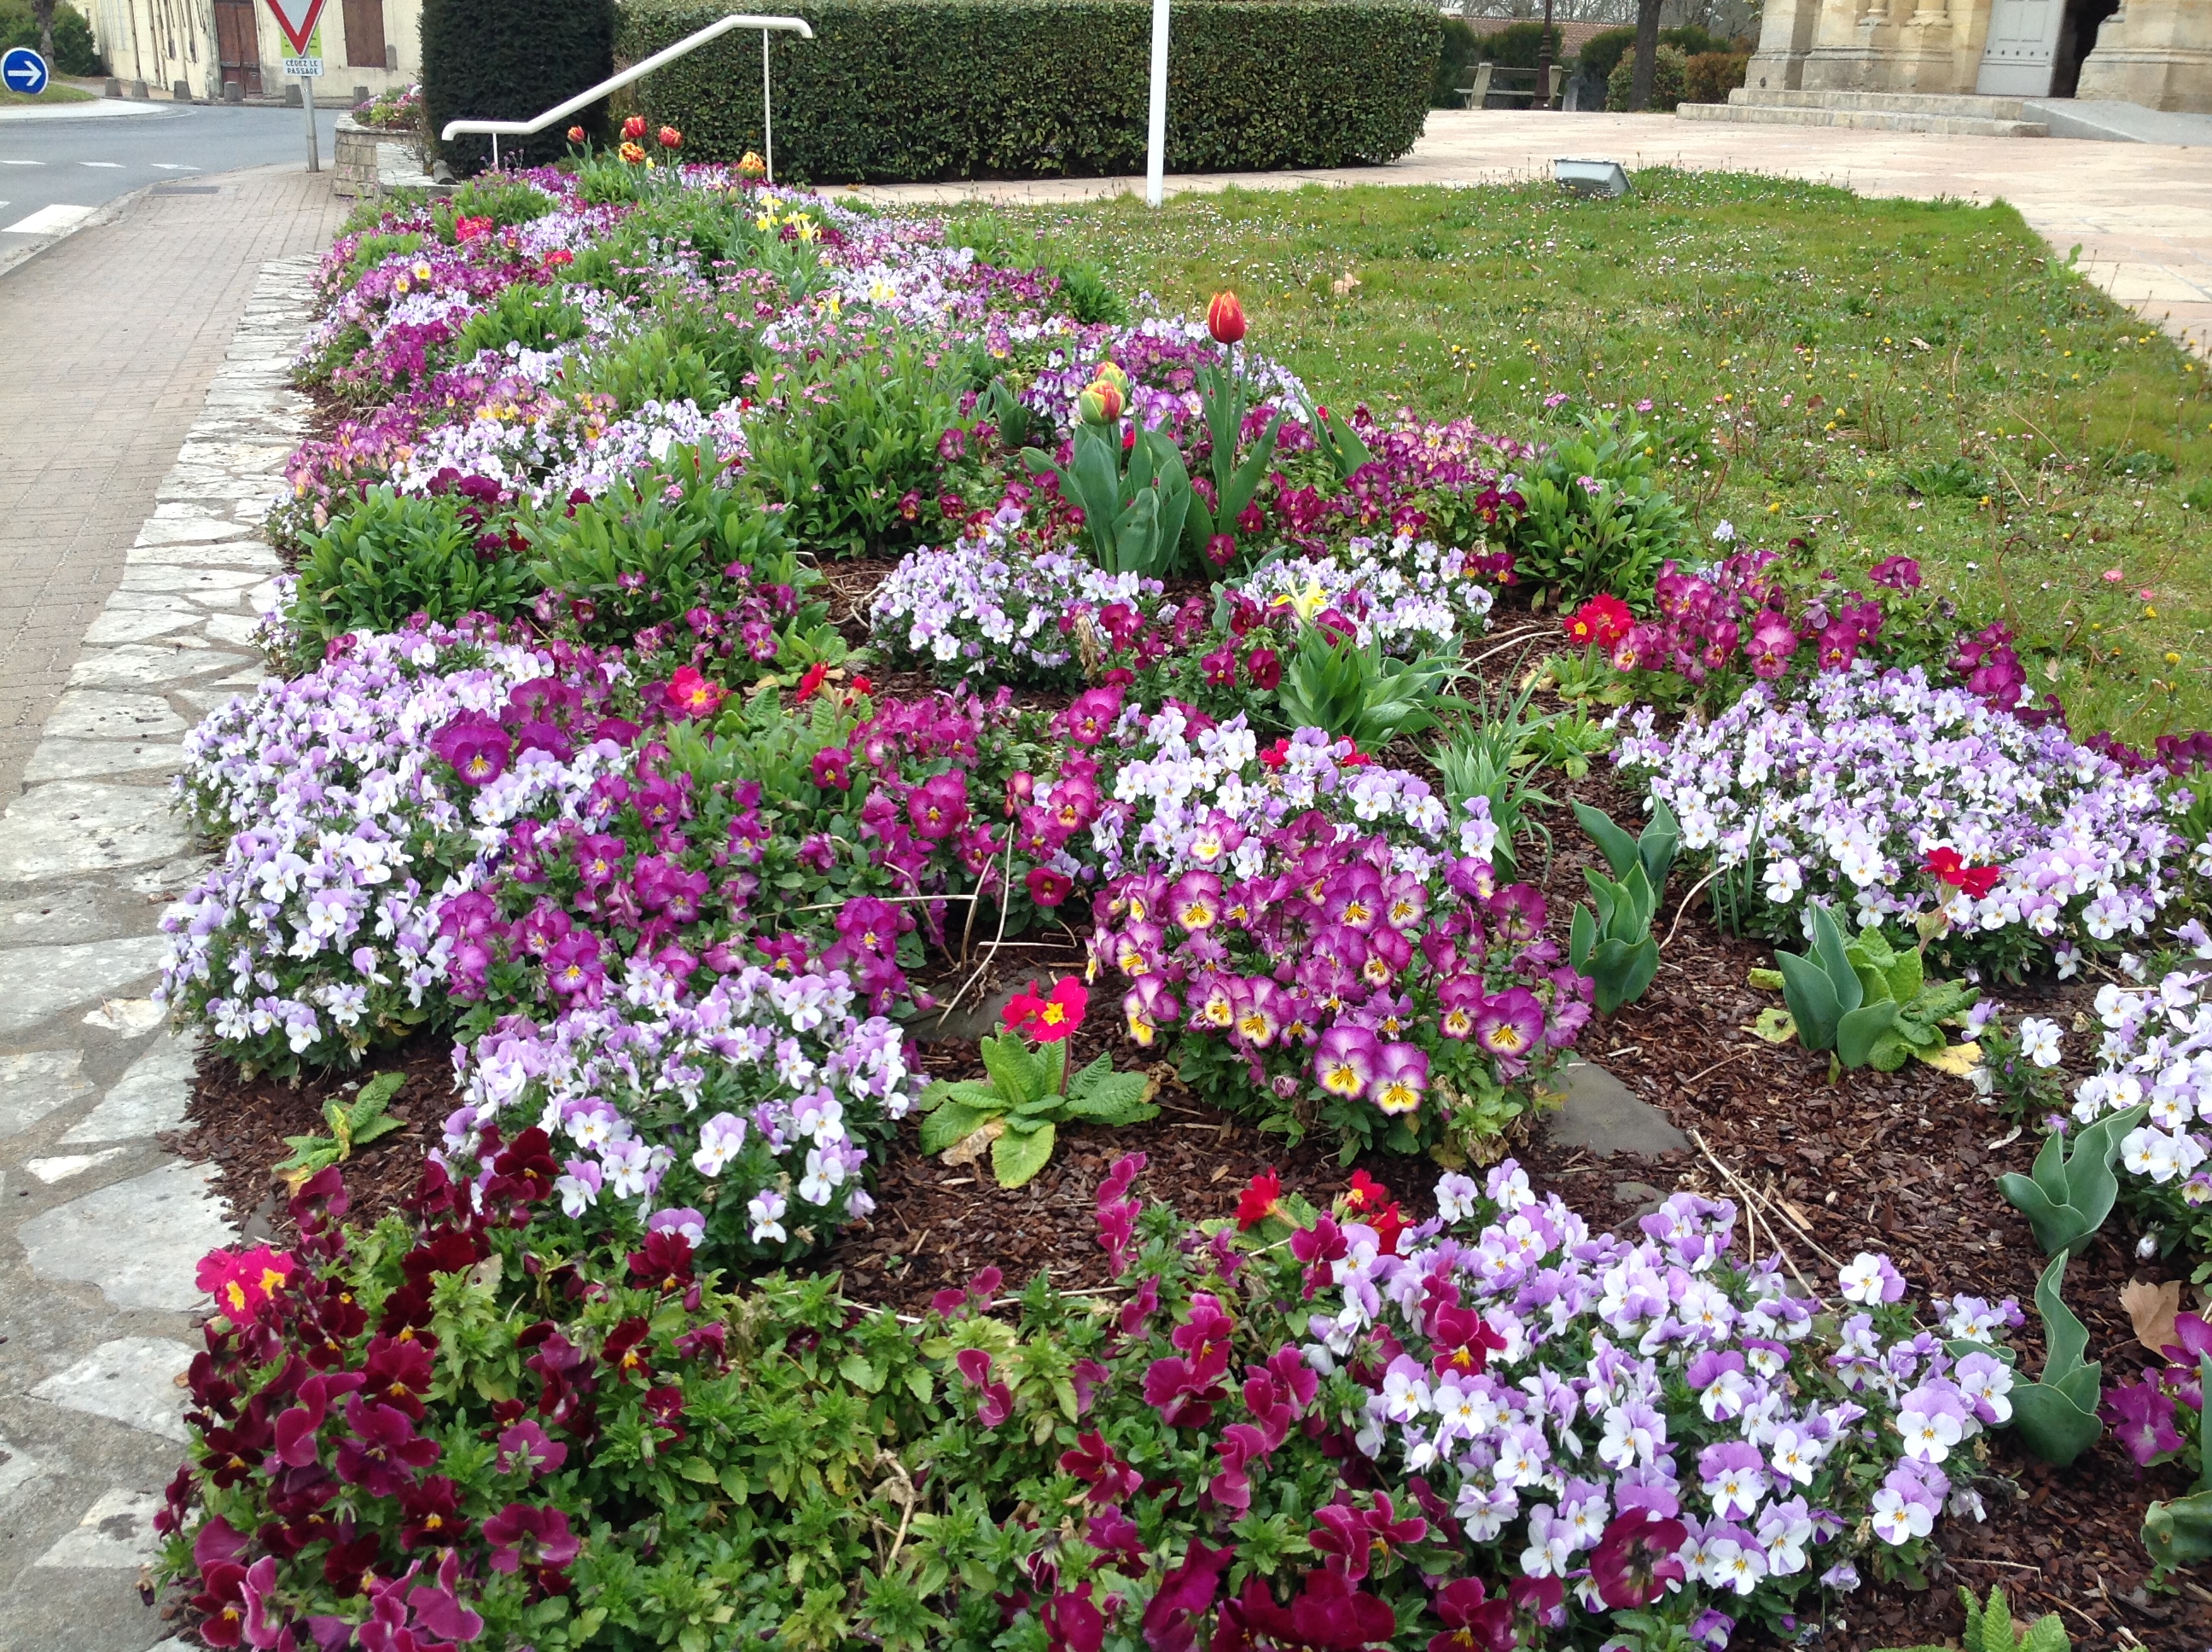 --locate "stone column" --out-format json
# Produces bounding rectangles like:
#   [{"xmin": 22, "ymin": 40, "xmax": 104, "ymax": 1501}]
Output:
[
  {"xmin": 2075, "ymin": 0, "xmax": 2212, "ymax": 111},
  {"xmin": 1748, "ymin": 0, "xmax": 1825, "ymax": 90}
]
